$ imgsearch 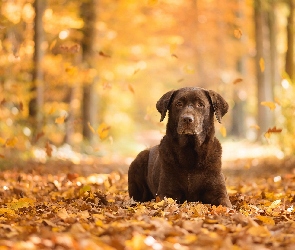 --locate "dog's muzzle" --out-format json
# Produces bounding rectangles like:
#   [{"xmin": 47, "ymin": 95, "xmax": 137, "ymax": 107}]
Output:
[{"xmin": 177, "ymin": 114, "xmax": 203, "ymax": 135}]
